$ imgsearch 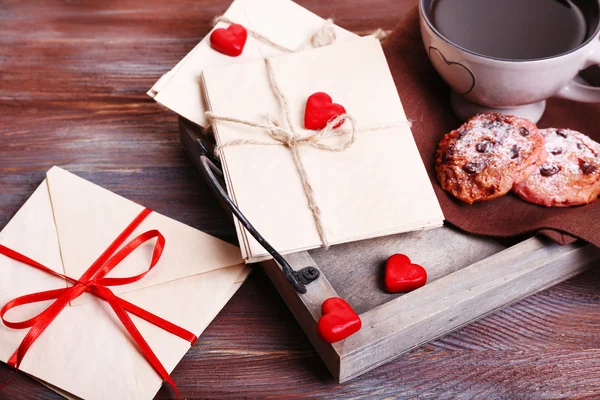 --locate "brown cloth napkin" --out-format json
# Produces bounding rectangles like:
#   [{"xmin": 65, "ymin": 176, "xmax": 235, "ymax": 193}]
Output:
[{"xmin": 383, "ymin": 7, "xmax": 600, "ymax": 247}]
